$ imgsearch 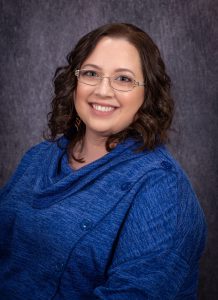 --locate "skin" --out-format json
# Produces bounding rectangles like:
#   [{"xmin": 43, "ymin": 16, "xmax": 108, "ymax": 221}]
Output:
[{"xmin": 73, "ymin": 37, "xmax": 145, "ymax": 169}]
